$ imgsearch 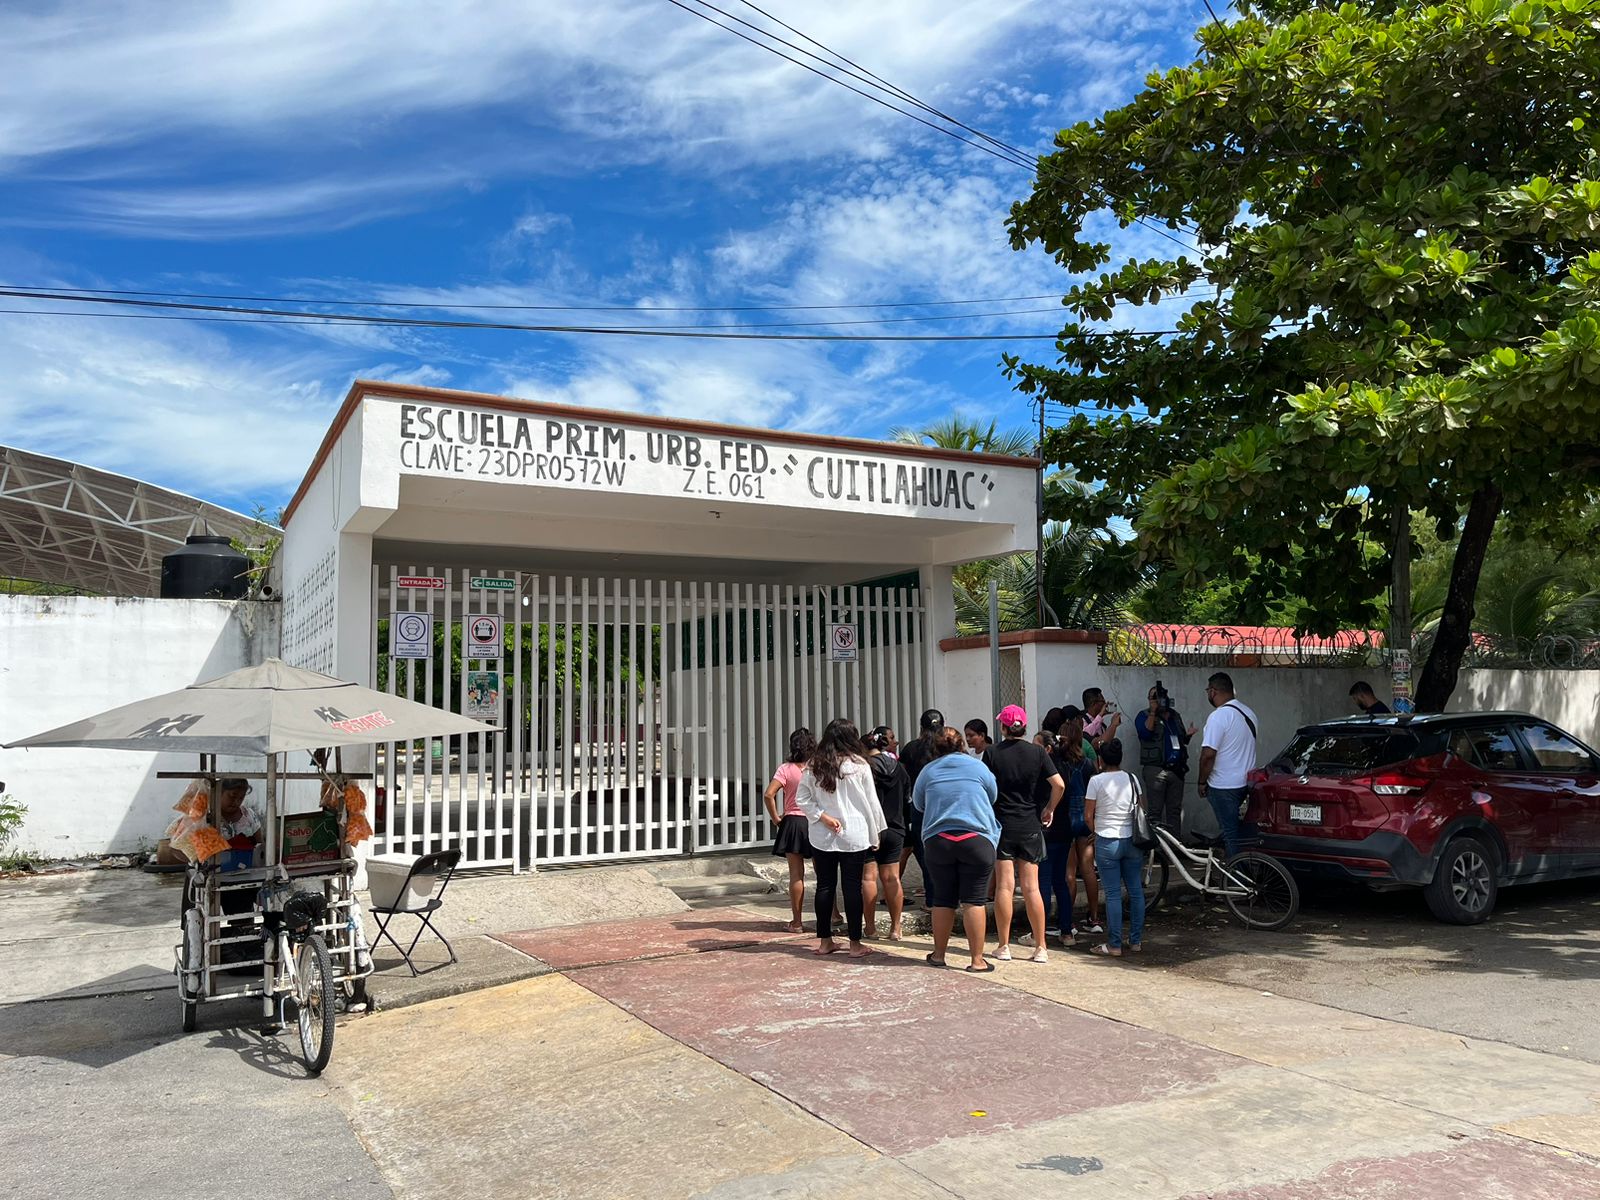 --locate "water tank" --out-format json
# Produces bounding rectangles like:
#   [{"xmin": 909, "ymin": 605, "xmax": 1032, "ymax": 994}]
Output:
[{"xmin": 160, "ymin": 535, "xmax": 250, "ymax": 599}]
